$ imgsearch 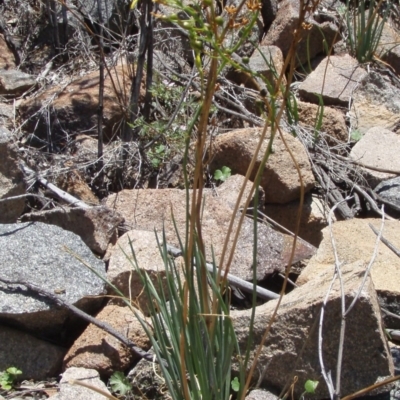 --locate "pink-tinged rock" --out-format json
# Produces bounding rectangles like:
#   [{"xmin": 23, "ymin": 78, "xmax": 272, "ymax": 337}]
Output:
[
  {"xmin": 232, "ymin": 261, "xmax": 393, "ymax": 399},
  {"xmin": 0, "ymin": 34, "xmax": 16, "ymax": 69},
  {"xmin": 262, "ymin": 0, "xmax": 339, "ymax": 66},
  {"xmin": 297, "ymin": 101, "xmax": 348, "ymax": 145},
  {"xmin": 106, "ymin": 189, "xmax": 316, "ymax": 283},
  {"xmin": 209, "ymin": 127, "xmax": 315, "ymax": 204},
  {"xmin": 64, "ymin": 305, "xmax": 150, "ymax": 378},
  {"xmin": 298, "ymin": 218, "xmax": 400, "ymax": 329}
]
